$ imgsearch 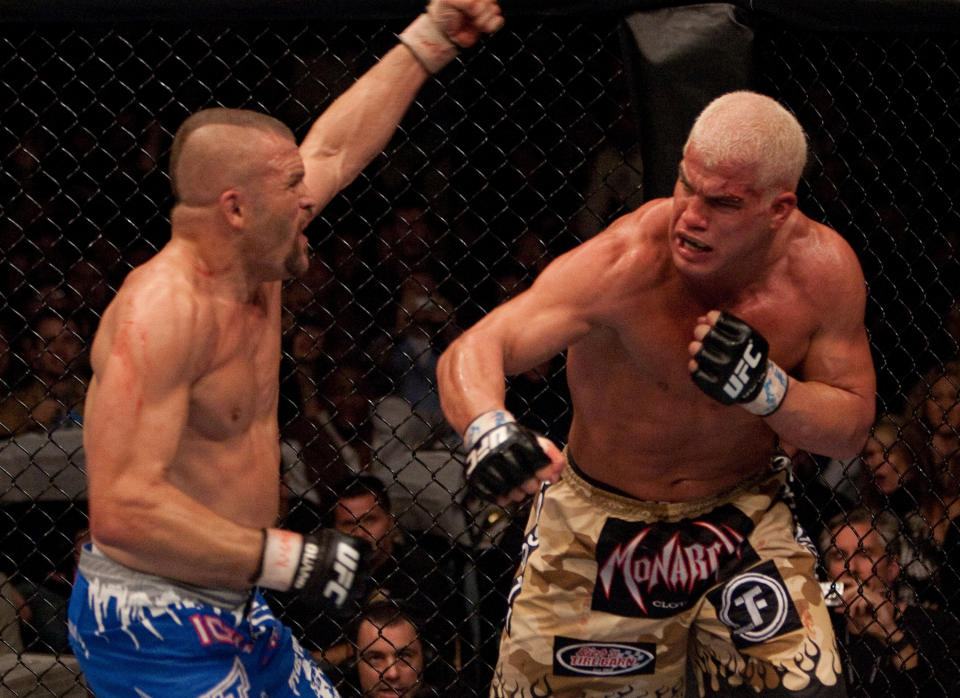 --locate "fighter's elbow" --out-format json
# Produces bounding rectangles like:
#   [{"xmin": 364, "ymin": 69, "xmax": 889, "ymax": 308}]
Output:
[
  {"xmin": 435, "ymin": 346, "xmax": 460, "ymax": 405},
  {"xmin": 88, "ymin": 493, "xmax": 155, "ymax": 553},
  {"xmin": 832, "ymin": 410, "xmax": 874, "ymax": 460}
]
